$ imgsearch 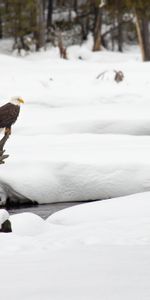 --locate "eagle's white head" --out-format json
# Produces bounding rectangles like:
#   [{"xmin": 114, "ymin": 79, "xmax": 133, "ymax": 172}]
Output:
[{"xmin": 10, "ymin": 96, "xmax": 24, "ymax": 106}]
